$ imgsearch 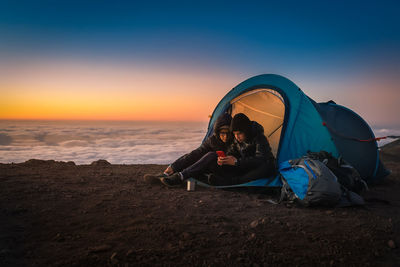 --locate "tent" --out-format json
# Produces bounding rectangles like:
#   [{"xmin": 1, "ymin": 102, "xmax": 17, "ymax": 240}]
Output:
[{"xmin": 204, "ymin": 74, "xmax": 389, "ymax": 187}]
